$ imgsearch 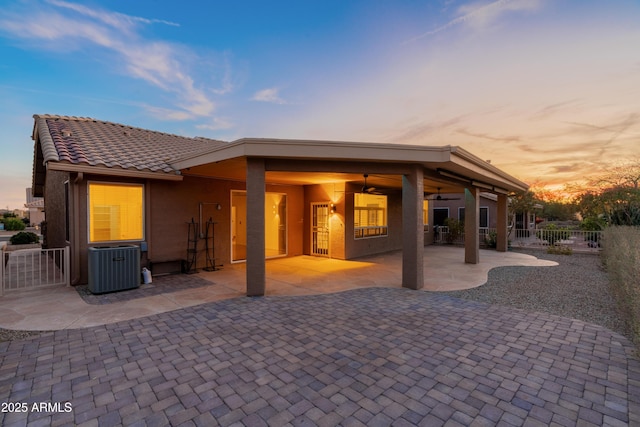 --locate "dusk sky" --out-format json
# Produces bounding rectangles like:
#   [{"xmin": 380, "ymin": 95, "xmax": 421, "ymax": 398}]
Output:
[{"xmin": 1, "ymin": 0, "xmax": 639, "ymax": 209}]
